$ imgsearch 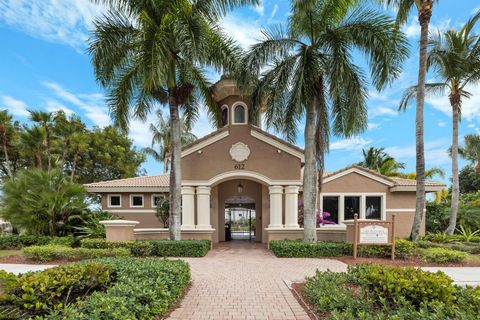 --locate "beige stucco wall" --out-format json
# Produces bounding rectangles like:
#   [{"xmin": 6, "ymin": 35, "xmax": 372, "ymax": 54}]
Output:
[{"xmin": 181, "ymin": 125, "xmax": 302, "ymax": 182}]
